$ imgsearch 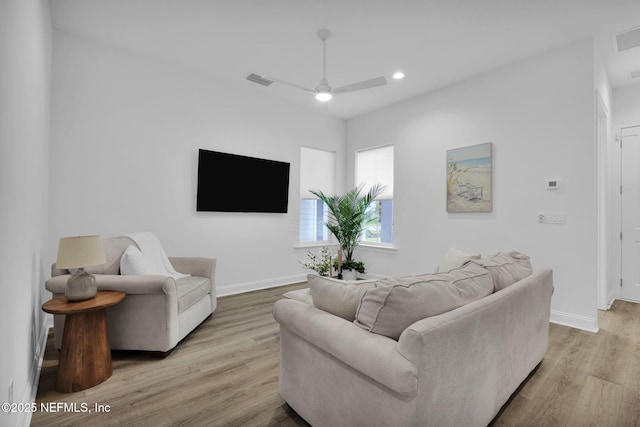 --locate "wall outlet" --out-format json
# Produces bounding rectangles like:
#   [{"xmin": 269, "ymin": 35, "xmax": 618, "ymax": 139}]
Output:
[{"xmin": 8, "ymin": 381, "xmax": 13, "ymax": 404}]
